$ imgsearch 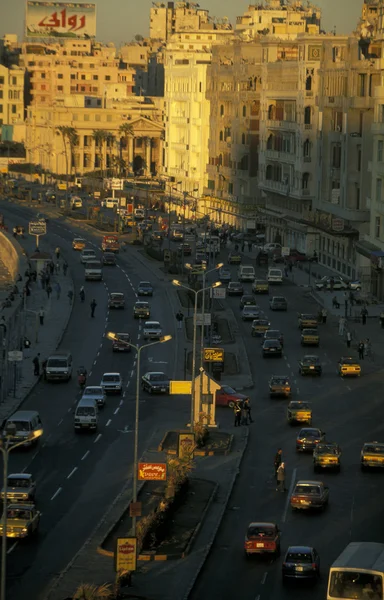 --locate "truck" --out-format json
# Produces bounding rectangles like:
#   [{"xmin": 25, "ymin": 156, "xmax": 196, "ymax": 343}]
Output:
[
  {"xmin": 101, "ymin": 235, "xmax": 120, "ymax": 253},
  {"xmin": 85, "ymin": 260, "xmax": 103, "ymax": 281}
]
